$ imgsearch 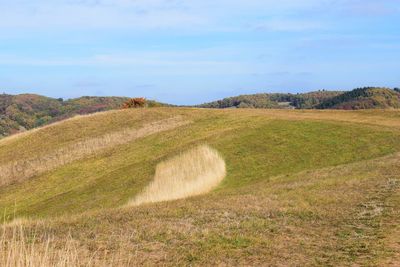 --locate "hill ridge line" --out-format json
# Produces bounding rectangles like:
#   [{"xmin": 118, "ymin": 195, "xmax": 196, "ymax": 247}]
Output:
[
  {"xmin": 0, "ymin": 116, "xmax": 191, "ymax": 188},
  {"xmin": 0, "ymin": 109, "xmax": 123, "ymax": 145}
]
